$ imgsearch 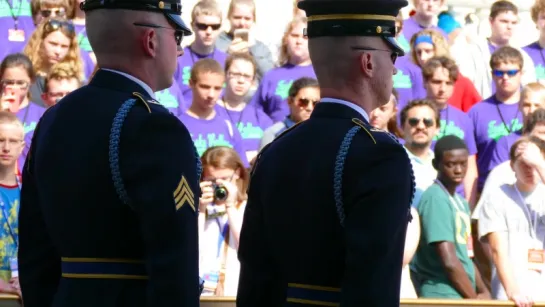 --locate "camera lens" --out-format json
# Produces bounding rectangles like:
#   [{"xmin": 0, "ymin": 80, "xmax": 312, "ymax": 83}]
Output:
[{"xmin": 213, "ymin": 184, "xmax": 228, "ymax": 201}]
